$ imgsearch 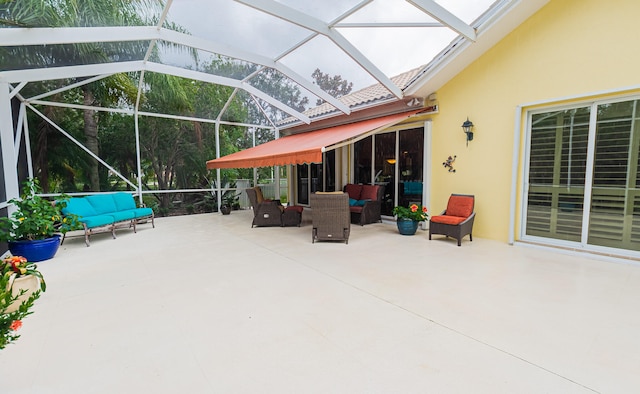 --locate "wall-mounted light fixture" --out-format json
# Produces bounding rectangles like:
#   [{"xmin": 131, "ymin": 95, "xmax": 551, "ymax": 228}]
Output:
[
  {"xmin": 386, "ymin": 158, "xmax": 397, "ymax": 165},
  {"xmin": 462, "ymin": 117, "xmax": 474, "ymax": 146}
]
